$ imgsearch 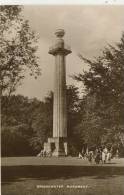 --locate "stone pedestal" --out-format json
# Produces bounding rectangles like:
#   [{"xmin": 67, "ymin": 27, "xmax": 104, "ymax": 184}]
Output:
[
  {"xmin": 44, "ymin": 138, "xmax": 68, "ymax": 156},
  {"xmin": 52, "ymin": 138, "xmax": 67, "ymax": 156},
  {"xmin": 44, "ymin": 29, "xmax": 71, "ymax": 157}
]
